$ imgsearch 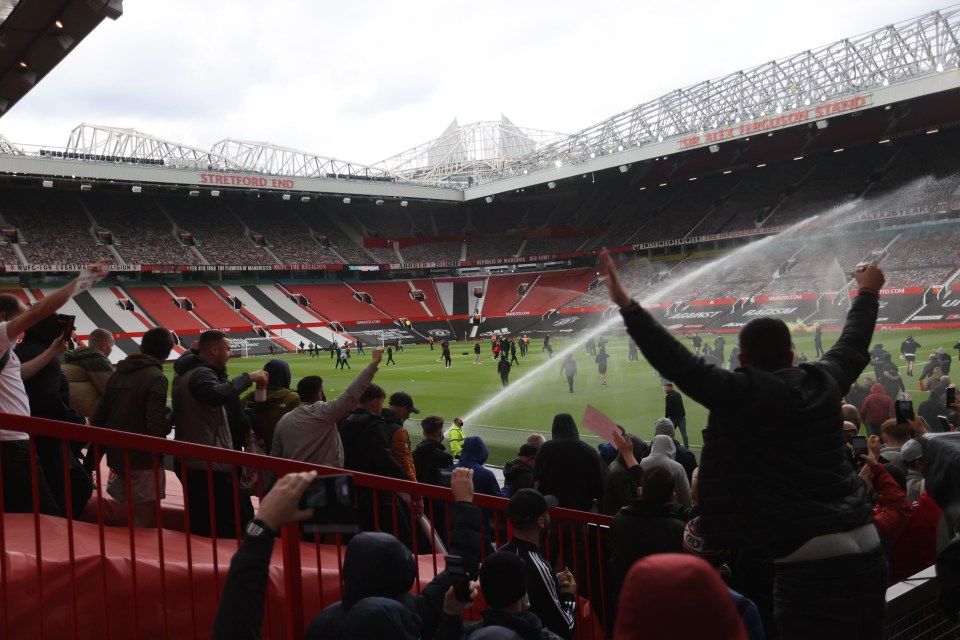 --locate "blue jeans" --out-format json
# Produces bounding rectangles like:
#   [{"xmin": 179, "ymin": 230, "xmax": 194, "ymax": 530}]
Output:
[
  {"xmin": 773, "ymin": 547, "xmax": 887, "ymax": 640},
  {"xmin": 674, "ymin": 417, "xmax": 689, "ymax": 448}
]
